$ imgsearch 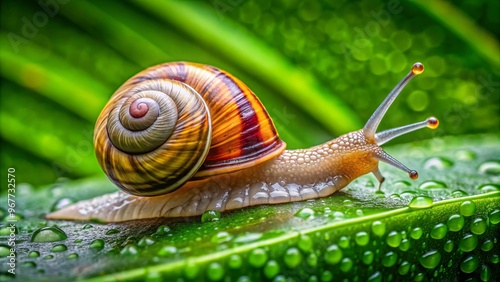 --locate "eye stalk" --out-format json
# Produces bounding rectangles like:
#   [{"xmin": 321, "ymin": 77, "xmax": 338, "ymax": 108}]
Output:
[{"xmin": 363, "ymin": 63, "xmax": 439, "ymax": 184}]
